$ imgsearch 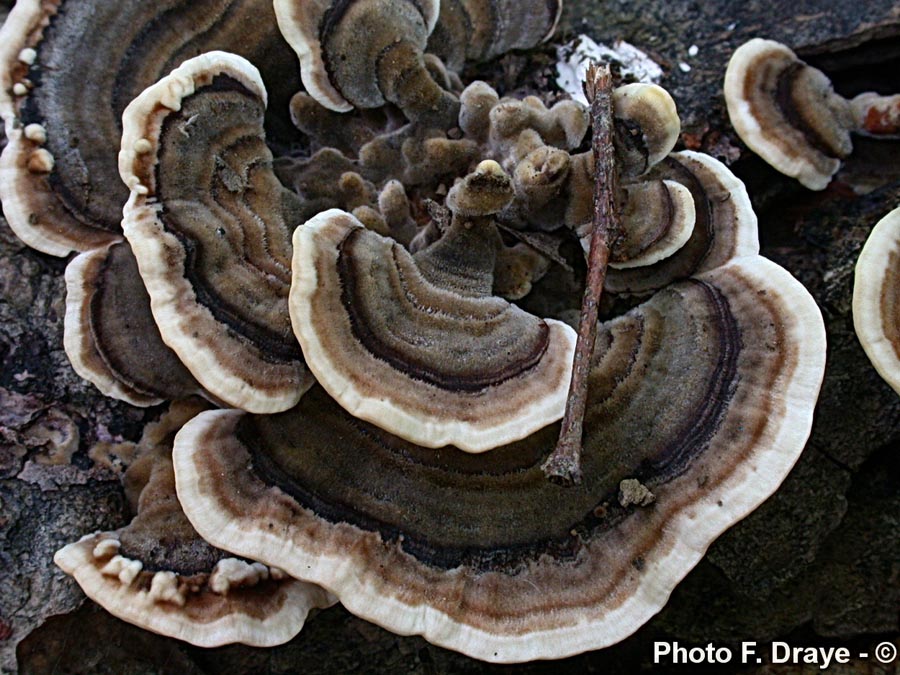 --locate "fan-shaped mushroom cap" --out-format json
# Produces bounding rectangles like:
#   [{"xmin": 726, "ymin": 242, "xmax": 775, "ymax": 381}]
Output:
[
  {"xmin": 613, "ymin": 83, "xmax": 681, "ymax": 177},
  {"xmin": 0, "ymin": 0, "xmax": 300, "ymax": 256},
  {"xmin": 63, "ymin": 242, "xmax": 203, "ymax": 407},
  {"xmin": 724, "ymin": 38, "xmax": 854, "ymax": 191},
  {"xmin": 276, "ymin": 0, "xmax": 434, "ymax": 109},
  {"xmin": 607, "ymin": 179, "xmax": 696, "ymax": 269},
  {"xmin": 174, "ymin": 253, "xmax": 825, "ymax": 662},
  {"xmin": 606, "ymin": 151, "xmax": 760, "ymax": 296},
  {"xmin": 542, "ymin": 151, "xmax": 697, "ymax": 258},
  {"xmin": 289, "ymin": 205, "xmax": 577, "ymax": 452},
  {"xmin": 119, "ymin": 52, "xmax": 313, "ymax": 413},
  {"xmin": 853, "ymin": 205, "xmax": 900, "ymax": 394},
  {"xmin": 274, "ymin": 0, "xmax": 458, "ymax": 126},
  {"xmin": 55, "ymin": 401, "xmax": 335, "ymax": 647}
]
